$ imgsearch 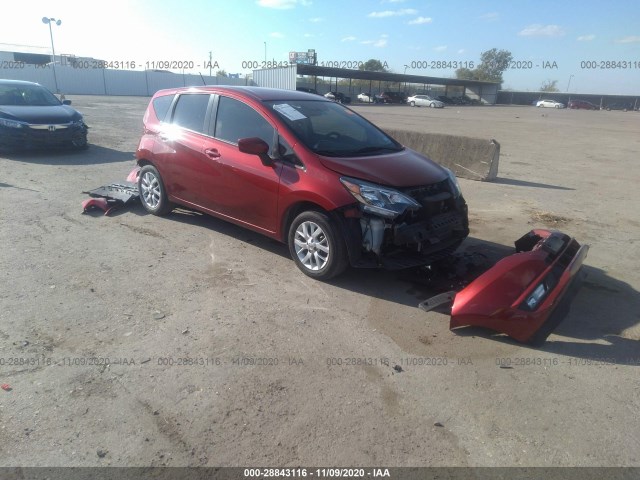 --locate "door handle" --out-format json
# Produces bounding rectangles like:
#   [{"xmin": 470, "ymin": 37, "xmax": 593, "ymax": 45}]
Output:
[{"xmin": 205, "ymin": 148, "xmax": 221, "ymax": 159}]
